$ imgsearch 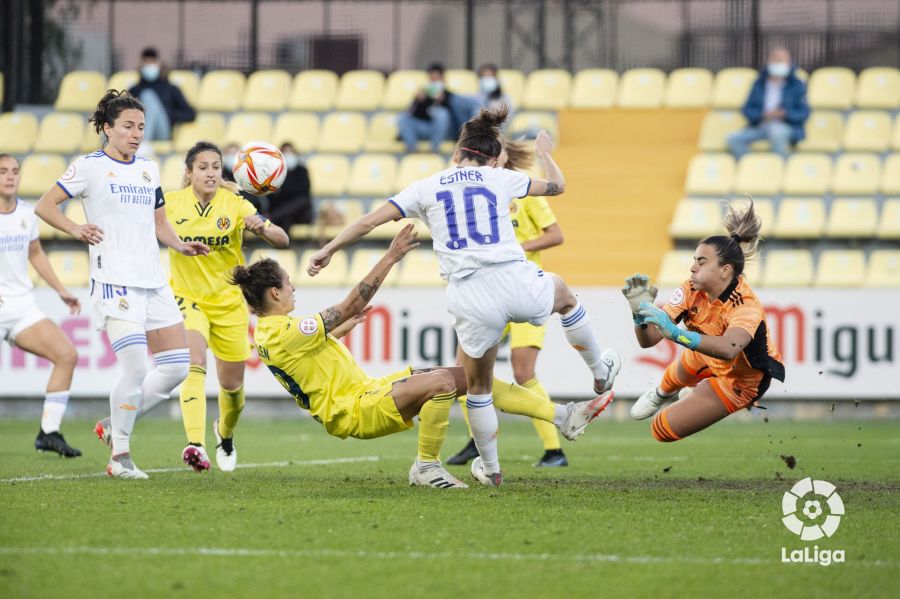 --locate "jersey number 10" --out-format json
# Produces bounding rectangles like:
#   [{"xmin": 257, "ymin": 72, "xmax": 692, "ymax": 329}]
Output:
[{"xmin": 436, "ymin": 186, "xmax": 499, "ymax": 250}]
